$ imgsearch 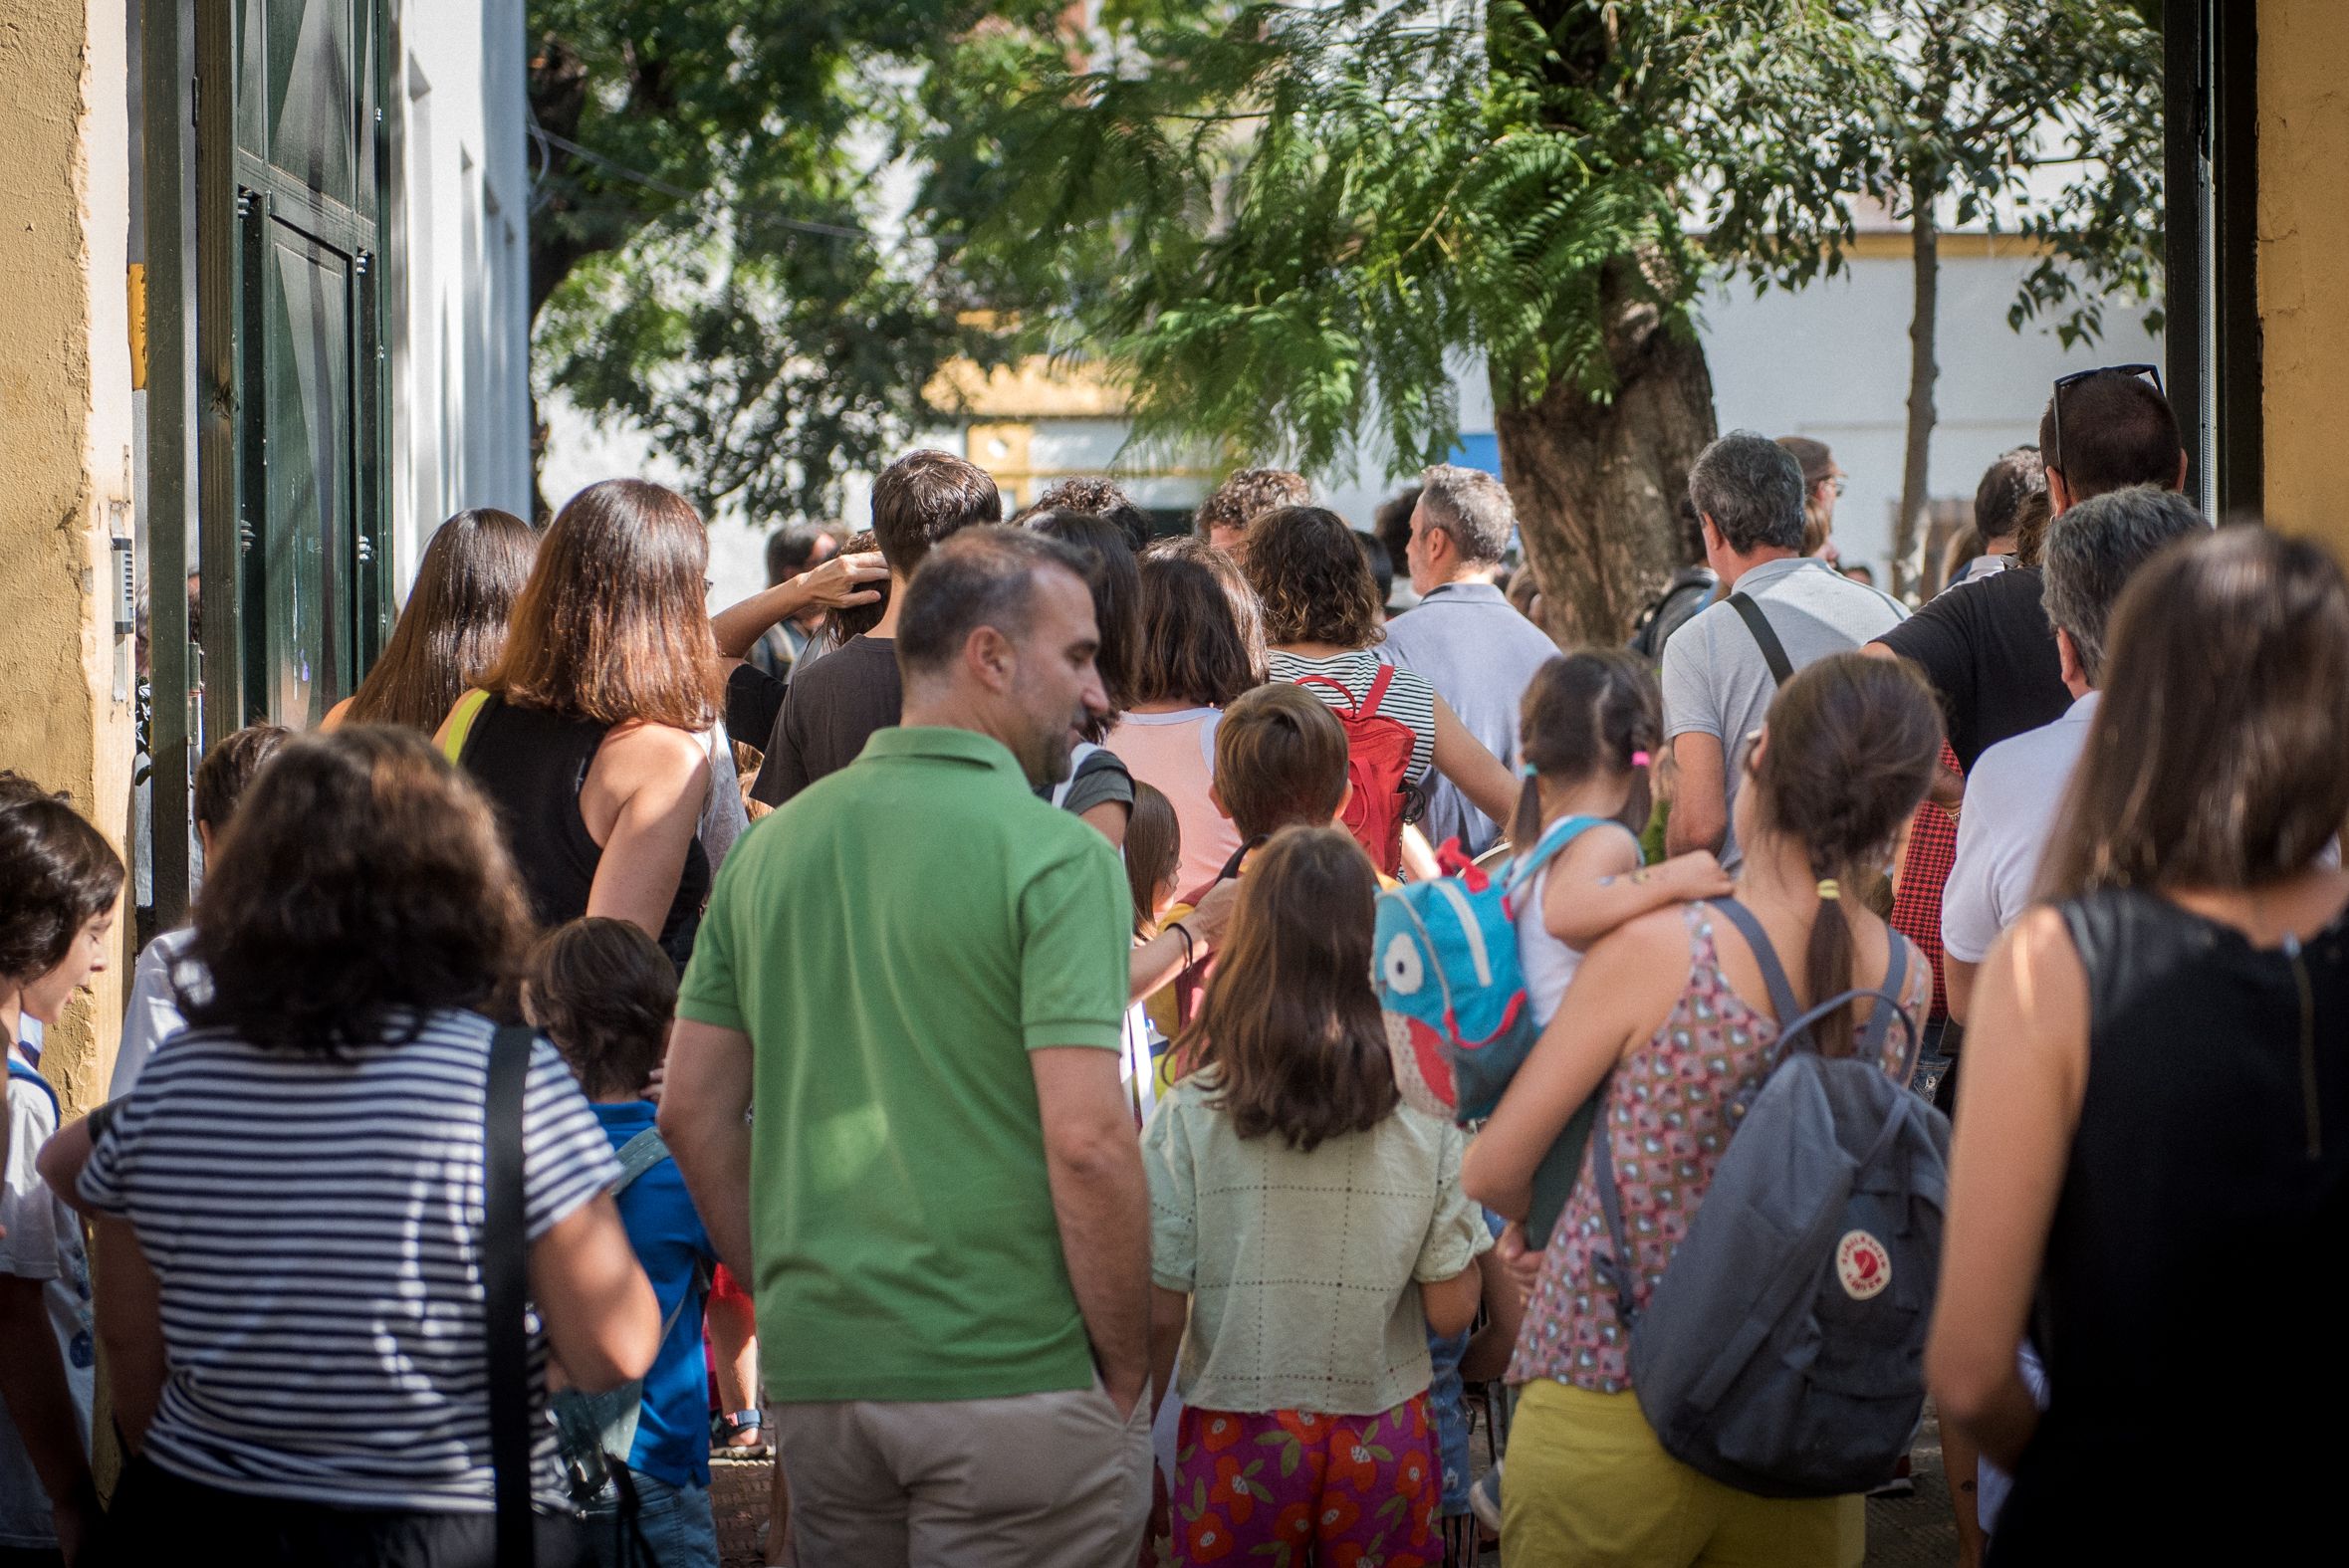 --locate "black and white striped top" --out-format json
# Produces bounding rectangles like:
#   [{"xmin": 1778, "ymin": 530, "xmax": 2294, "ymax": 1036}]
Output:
[
  {"xmin": 1268, "ymin": 647, "xmax": 1440, "ymax": 785},
  {"xmin": 80, "ymin": 1009, "xmax": 619, "ymax": 1511}
]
